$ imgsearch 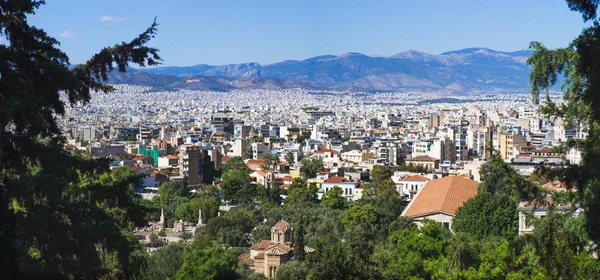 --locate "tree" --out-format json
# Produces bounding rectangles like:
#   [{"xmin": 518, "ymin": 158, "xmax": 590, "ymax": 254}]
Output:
[
  {"xmin": 452, "ymin": 192, "xmax": 519, "ymax": 239},
  {"xmin": 294, "ymin": 216, "xmax": 307, "ymax": 262},
  {"xmin": 220, "ymin": 156, "xmax": 249, "ymax": 174},
  {"xmin": 220, "ymin": 169, "xmax": 255, "ymax": 204},
  {"xmin": 342, "ymin": 204, "xmax": 378, "ymax": 278},
  {"xmin": 275, "ymin": 260, "xmax": 309, "ymax": 280},
  {"xmin": 156, "ymin": 180, "xmax": 187, "ymax": 207},
  {"xmin": 299, "ymin": 158, "xmax": 324, "ymax": 179},
  {"xmin": 321, "ymin": 186, "xmax": 347, "ymax": 210},
  {"xmin": 180, "ymin": 232, "xmax": 193, "ymax": 242},
  {"xmin": 371, "ymin": 165, "xmax": 392, "ymax": 184},
  {"xmin": 139, "ymin": 243, "xmax": 185, "ymax": 280},
  {"xmin": 527, "ymin": 0, "xmax": 600, "ymax": 246},
  {"xmin": 174, "ymin": 193, "xmax": 219, "ymax": 223},
  {"xmin": 479, "ymin": 154, "xmax": 540, "ymax": 201},
  {"xmin": 284, "ymin": 178, "xmax": 319, "ymax": 206},
  {"xmin": 285, "ymin": 151, "xmax": 295, "ymax": 165},
  {"xmin": 0, "ymin": 2, "xmax": 161, "ymax": 277},
  {"xmin": 174, "ymin": 238, "xmax": 238, "ymax": 279},
  {"xmin": 261, "ymin": 153, "xmax": 282, "ymax": 202}
]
